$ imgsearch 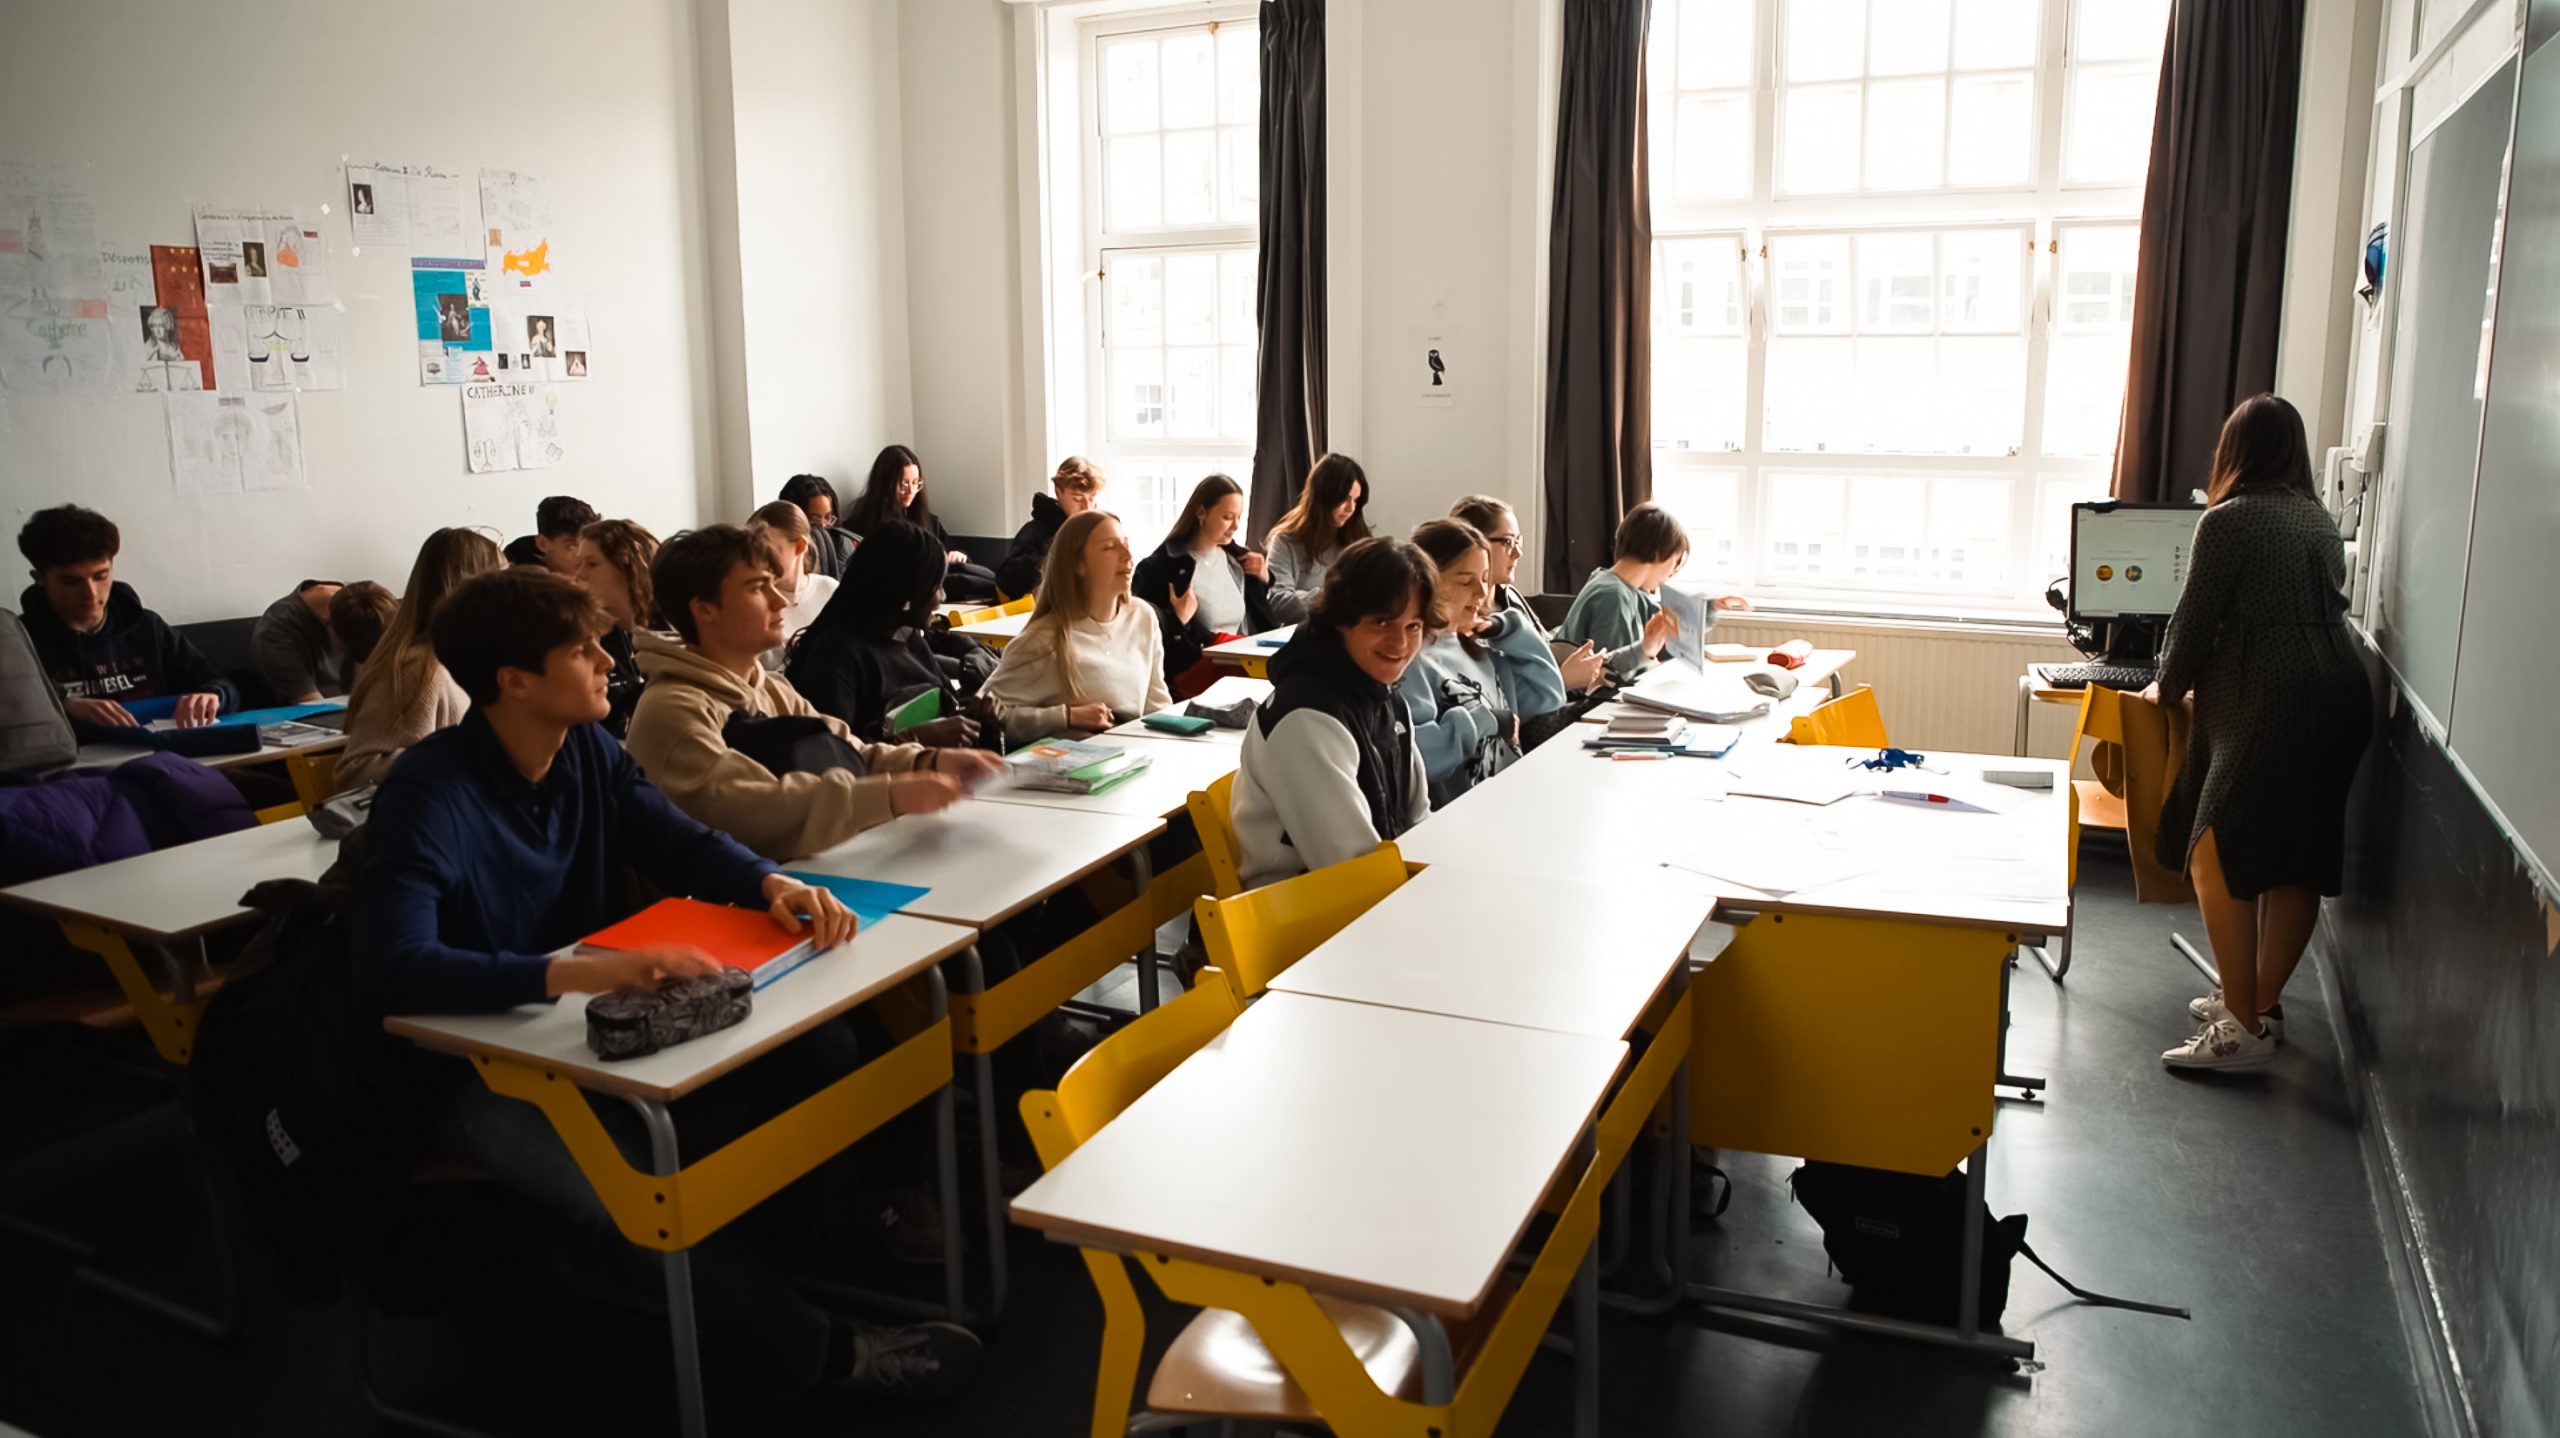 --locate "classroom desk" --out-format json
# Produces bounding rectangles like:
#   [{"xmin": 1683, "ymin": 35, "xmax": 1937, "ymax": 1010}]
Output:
[
  {"xmin": 2012, "ymin": 663, "xmax": 2089, "ymax": 756},
  {"xmin": 75, "ymin": 732, "xmax": 347, "ymax": 773},
  {"xmin": 1011, "ymin": 990, "xmax": 1628, "ymax": 1433},
  {"xmin": 1202, "ymin": 626, "xmax": 1292, "ymax": 677},
  {"xmin": 1579, "ymin": 646, "xmax": 1859, "ymax": 726},
  {"xmin": 1099, "ymin": 676, "xmax": 1273, "ymax": 744},
  {"xmin": 947, "ymin": 610, "xmax": 1032, "ymax": 648},
  {"xmin": 794, "ymin": 801, "xmax": 1169, "ymax": 1311},
  {"xmin": 976, "ymin": 731, "xmax": 1241, "ymax": 821},
  {"xmin": 388, "ymin": 914, "xmax": 981, "ymax": 1438}
]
